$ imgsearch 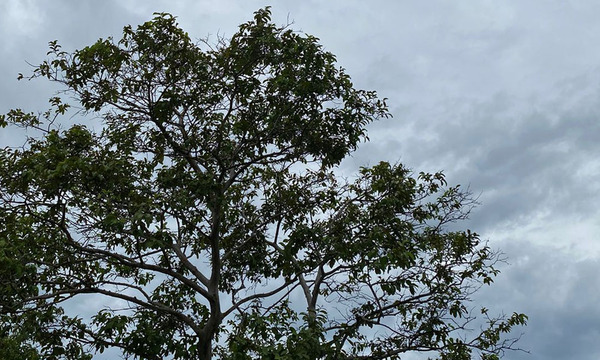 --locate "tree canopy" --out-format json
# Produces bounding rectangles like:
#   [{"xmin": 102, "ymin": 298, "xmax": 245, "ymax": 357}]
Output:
[{"xmin": 0, "ymin": 8, "xmax": 526, "ymax": 360}]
